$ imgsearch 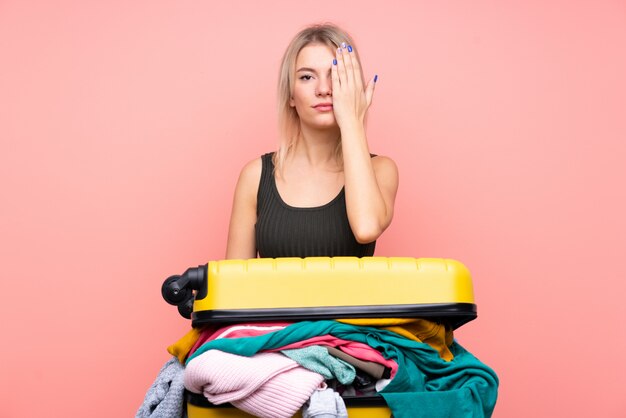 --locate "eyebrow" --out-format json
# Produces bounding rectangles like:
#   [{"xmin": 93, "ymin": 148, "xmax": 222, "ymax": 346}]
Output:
[
  {"xmin": 296, "ymin": 67, "xmax": 331, "ymax": 74},
  {"xmin": 296, "ymin": 67, "xmax": 318, "ymax": 73}
]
